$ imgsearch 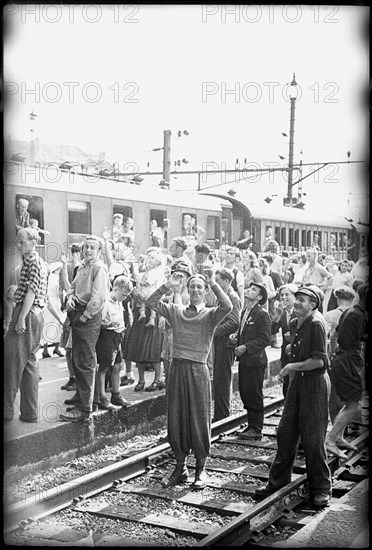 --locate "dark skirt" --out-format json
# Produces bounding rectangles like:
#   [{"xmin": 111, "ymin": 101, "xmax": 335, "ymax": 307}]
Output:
[{"xmin": 122, "ymin": 307, "xmax": 163, "ymax": 363}]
